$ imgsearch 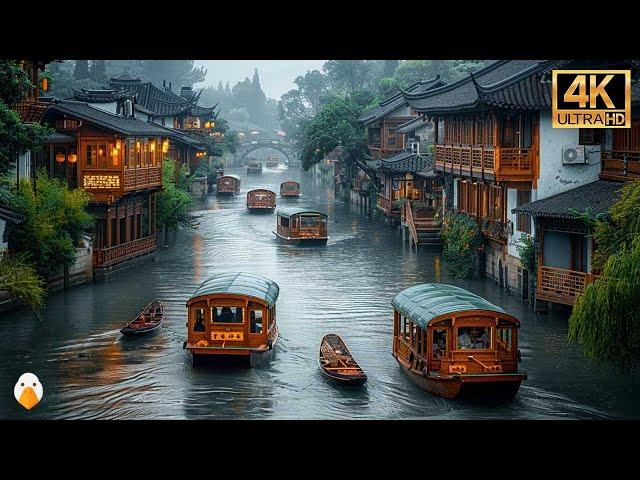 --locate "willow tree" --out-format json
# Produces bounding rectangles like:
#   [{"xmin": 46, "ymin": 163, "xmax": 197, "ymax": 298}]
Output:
[{"xmin": 568, "ymin": 180, "xmax": 640, "ymax": 371}]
